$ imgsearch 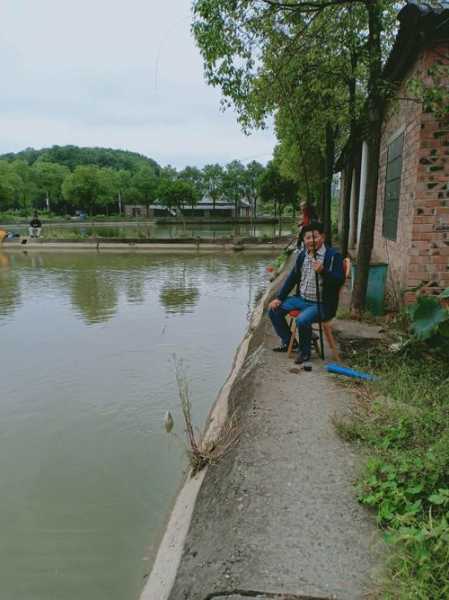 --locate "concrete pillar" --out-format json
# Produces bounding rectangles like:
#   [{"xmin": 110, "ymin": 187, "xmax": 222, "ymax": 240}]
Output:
[
  {"xmin": 357, "ymin": 141, "xmax": 369, "ymax": 247},
  {"xmin": 337, "ymin": 172, "xmax": 344, "ymax": 239},
  {"xmin": 348, "ymin": 168, "xmax": 357, "ymax": 249}
]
